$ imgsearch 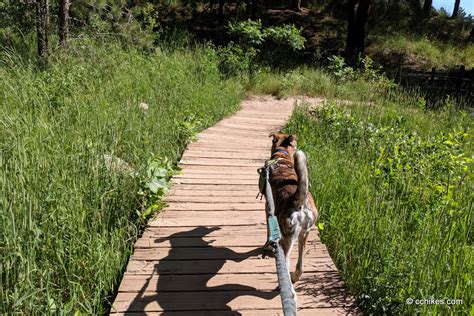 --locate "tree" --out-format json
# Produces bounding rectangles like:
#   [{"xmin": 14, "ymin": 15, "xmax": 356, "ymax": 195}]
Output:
[
  {"xmin": 345, "ymin": 0, "xmax": 372, "ymax": 63},
  {"xmin": 35, "ymin": 0, "xmax": 49, "ymax": 58},
  {"xmin": 452, "ymin": 0, "xmax": 461, "ymax": 18},
  {"xmin": 59, "ymin": 0, "xmax": 70, "ymax": 45},
  {"xmin": 290, "ymin": 0, "xmax": 302, "ymax": 12},
  {"xmin": 423, "ymin": 0, "xmax": 432, "ymax": 17}
]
